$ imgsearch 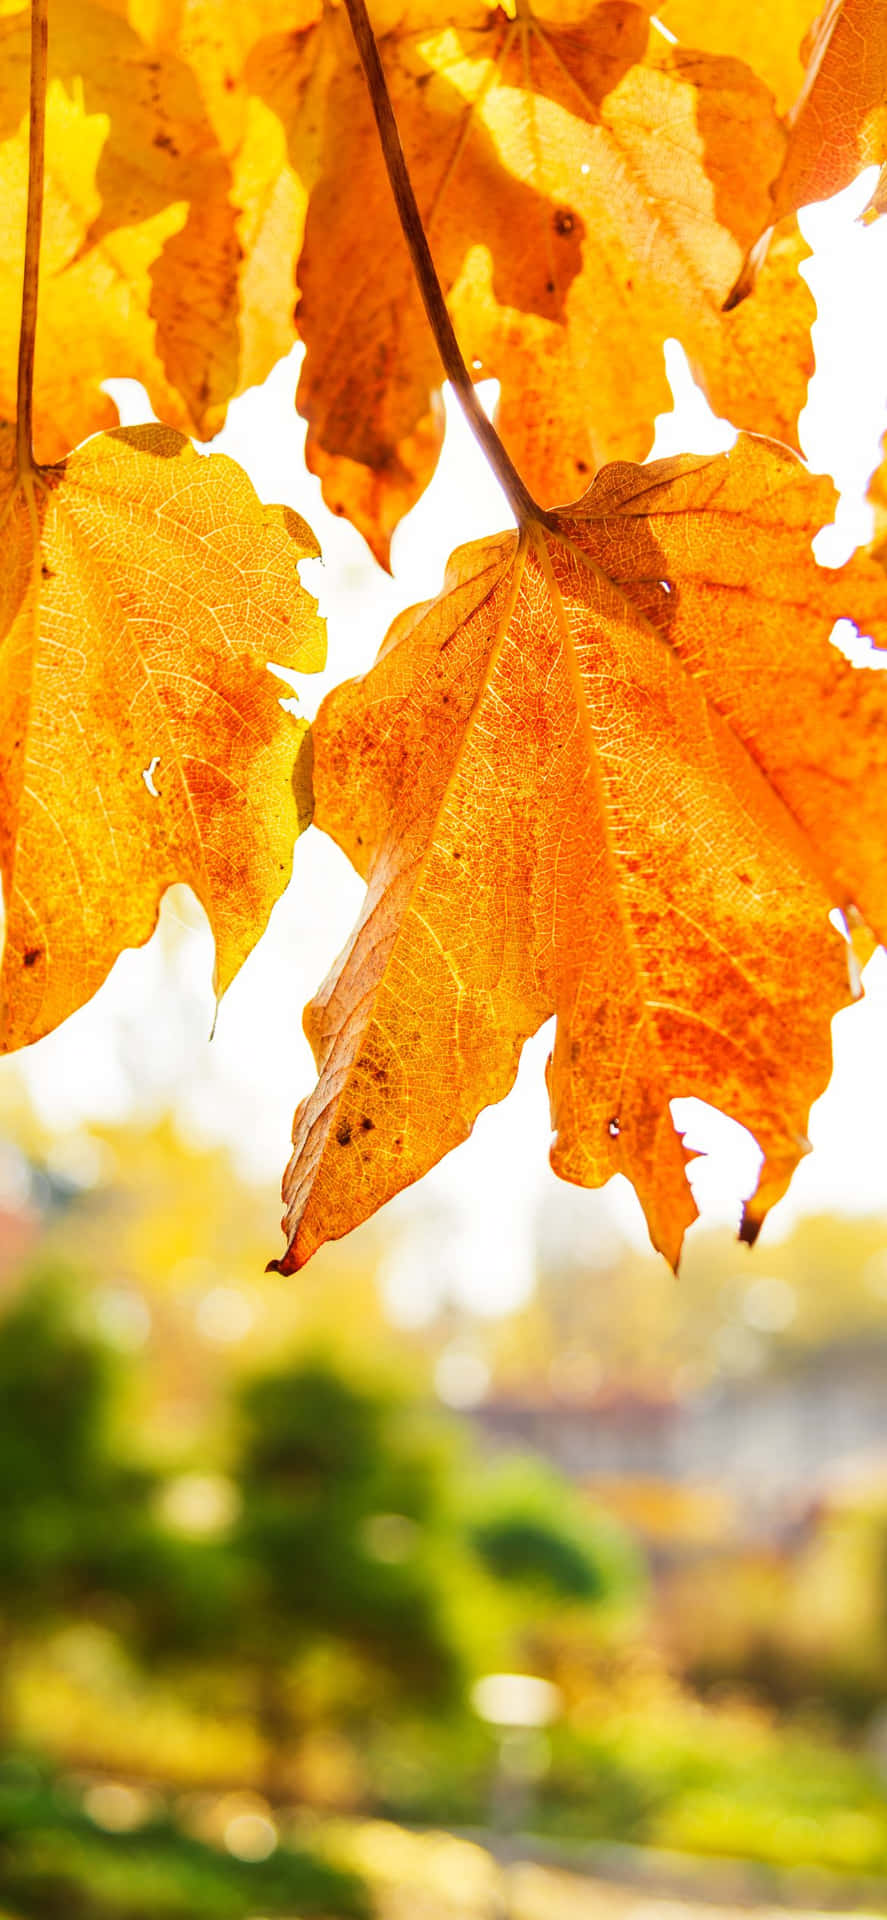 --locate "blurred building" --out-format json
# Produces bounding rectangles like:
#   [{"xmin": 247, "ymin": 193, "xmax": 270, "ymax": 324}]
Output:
[{"xmin": 471, "ymin": 1334, "xmax": 887, "ymax": 1519}]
